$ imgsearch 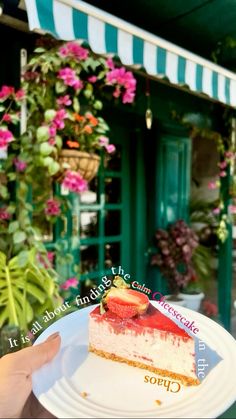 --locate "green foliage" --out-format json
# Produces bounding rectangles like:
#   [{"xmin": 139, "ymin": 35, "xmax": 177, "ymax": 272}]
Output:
[{"xmin": 0, "ymin": 249, "xmax": 60, "ymax": 331}]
